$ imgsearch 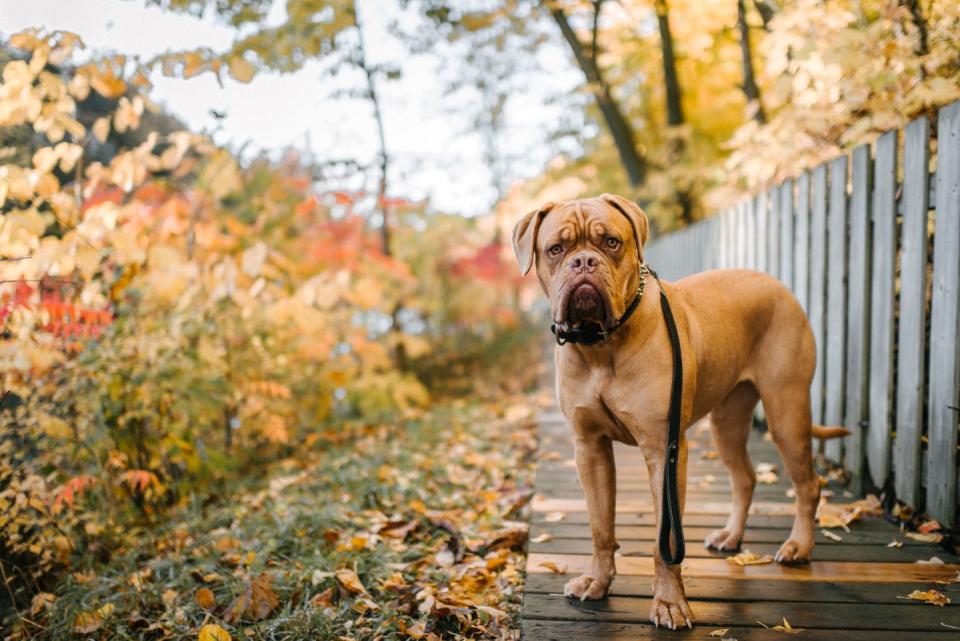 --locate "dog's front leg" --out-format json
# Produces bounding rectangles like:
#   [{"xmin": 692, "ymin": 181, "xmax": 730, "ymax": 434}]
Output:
[
  {"xmin": 642, "ymin": 434, "xmax": 694, "ymax": 629},
  {"xmin": 563, "ymin": 433, "xmax": 617, "ymax": 600}
]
